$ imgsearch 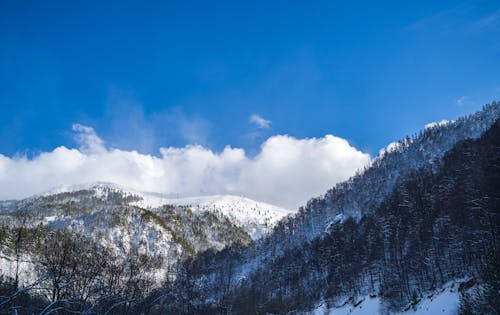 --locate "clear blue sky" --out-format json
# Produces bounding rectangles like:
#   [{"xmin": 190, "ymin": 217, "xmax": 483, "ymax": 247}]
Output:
[{"xmin": 1, "ymin": 0, "xmax": 499, "ymax": 157}]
